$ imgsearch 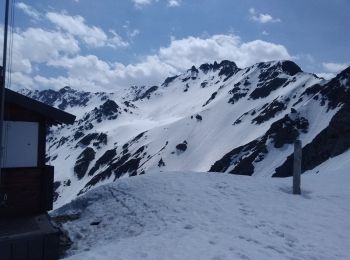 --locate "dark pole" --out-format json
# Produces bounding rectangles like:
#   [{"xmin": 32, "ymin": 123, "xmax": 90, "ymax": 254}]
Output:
[
  {"xmin": 0, "ymin": 0, "xmax": 11, "ymax": 183},
  {"xmin": 293, "ymin": 140, "xmax": 302, "ymax": 195}
]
